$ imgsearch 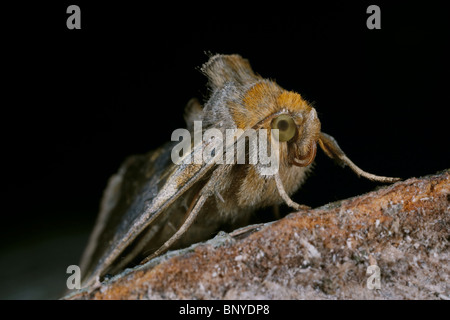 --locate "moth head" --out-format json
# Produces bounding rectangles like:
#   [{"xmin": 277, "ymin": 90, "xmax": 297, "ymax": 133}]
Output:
[
  {"xmin": 202, "ymin": 55, "xmax": 321, "ymax": 168},
  {"xmin": 270, "ymin": 106, "xmax": 320, "ymax": 168},
  {"xmin": 238, "ymin": 81, "xmax": 321, "ymax": 168}
]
